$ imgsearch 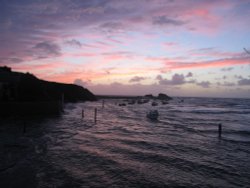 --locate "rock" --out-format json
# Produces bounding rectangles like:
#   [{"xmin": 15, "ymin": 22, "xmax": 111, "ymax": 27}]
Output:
[
  {"xmin": 144, "ymin": 94, "xmax": 154, "ymax": 99},
  {"xmin": 157, "ymin": 93, "xmax": 172, "ymax": 100}
]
